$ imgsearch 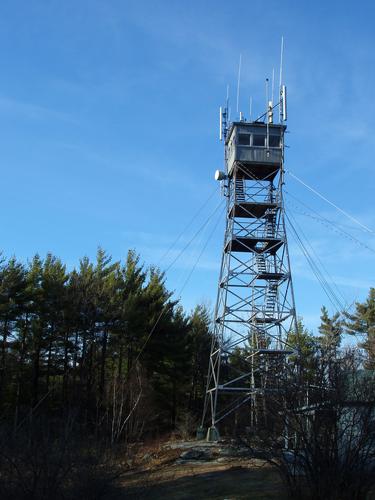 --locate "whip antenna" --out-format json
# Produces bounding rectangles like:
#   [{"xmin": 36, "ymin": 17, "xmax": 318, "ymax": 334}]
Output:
[
  {"xmin": 279, "ymin": 36, "xmax": 284, "ymax": 122},
  {"xmin": 236, "ymin": 53, "xmax": 242, "ymax": 115}
]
